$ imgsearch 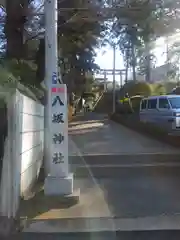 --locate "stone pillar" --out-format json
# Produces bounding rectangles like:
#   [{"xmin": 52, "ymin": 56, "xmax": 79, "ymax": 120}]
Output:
[{"xmin": 44, "ymin": 0, "xmax": 73, "ymax": 195}]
